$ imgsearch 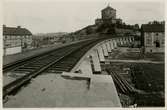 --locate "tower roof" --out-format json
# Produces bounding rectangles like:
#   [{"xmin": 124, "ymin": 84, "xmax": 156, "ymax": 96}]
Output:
[{"xmin": 102, "ymin": 5, "xmax": 115, "ymax": 12}]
